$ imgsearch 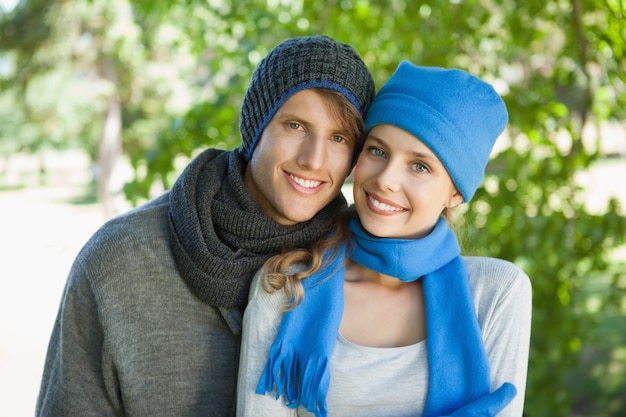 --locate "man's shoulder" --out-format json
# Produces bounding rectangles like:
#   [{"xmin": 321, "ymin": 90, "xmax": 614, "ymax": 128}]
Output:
[
  {"xmin": 113, "ymin": 191, "xmax": 171, "ymax": 223},
  {"xmin": 76, "ymin": 192, "xmax": 173, "ymax": 265},
  {"xmin": 100, "ymin": 192, "xmax": 171, "ymax": 236}
]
